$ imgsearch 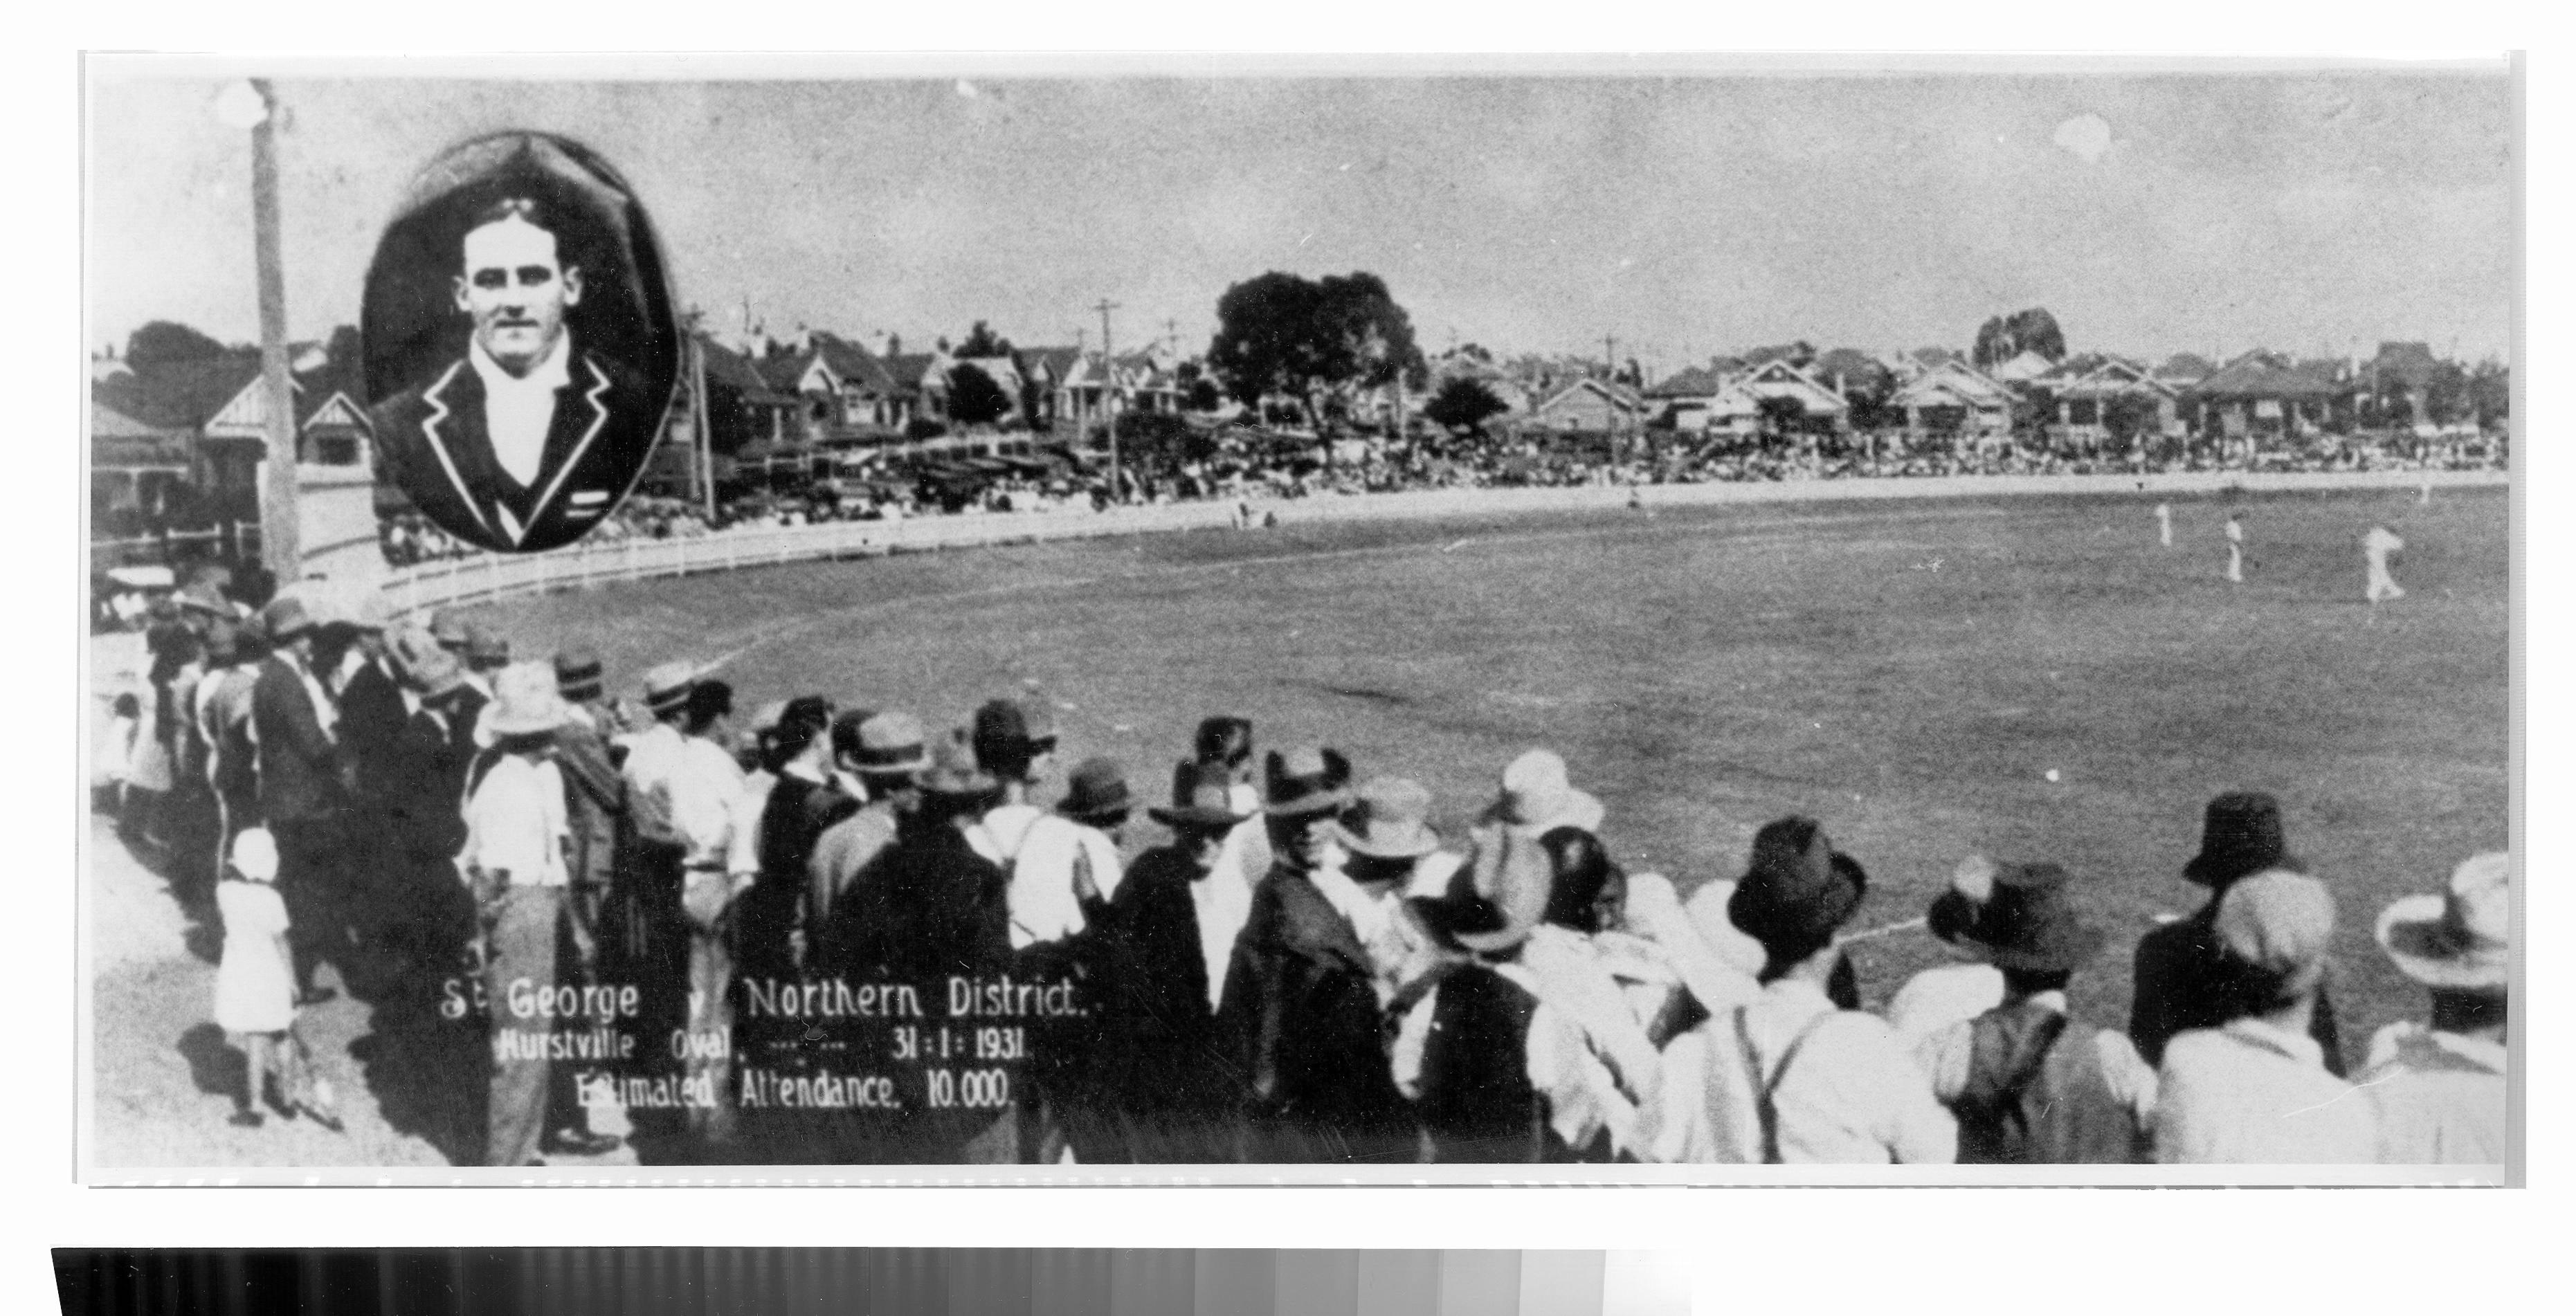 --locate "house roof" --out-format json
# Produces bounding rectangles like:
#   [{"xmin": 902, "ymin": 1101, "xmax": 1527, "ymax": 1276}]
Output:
[
  {"xmin": 1019, "ymin": 345, "xmax": 1082, "ymax": 383},
  {"xmin": 1643, "ymin": 365, "xmax": 1727, "ymax": 399},
  {"xmin": 884, "ymin": 353, "xmax": 940, "ymax": 393},
  {"xmin": 809, "ymin": 333, "xmax": 901, "ymax": 394},
  {"xmin": 1989, "ymin": 349, "xmax": 2058, "ymax": 382},
  {"xmin": 698, "ymin": 336, "xmax": 799, "ymax": 404},
  {"xmin": 2190, "ymin": 354, "xmax": 2346, "ymax": 399},
  {"xmin": 91, "ymin": 354, "xmax": 264, "ymax": 430},
  {"xmin": 1534, "ymin": 378, "xmax": 1645, "ymax": 414}
]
